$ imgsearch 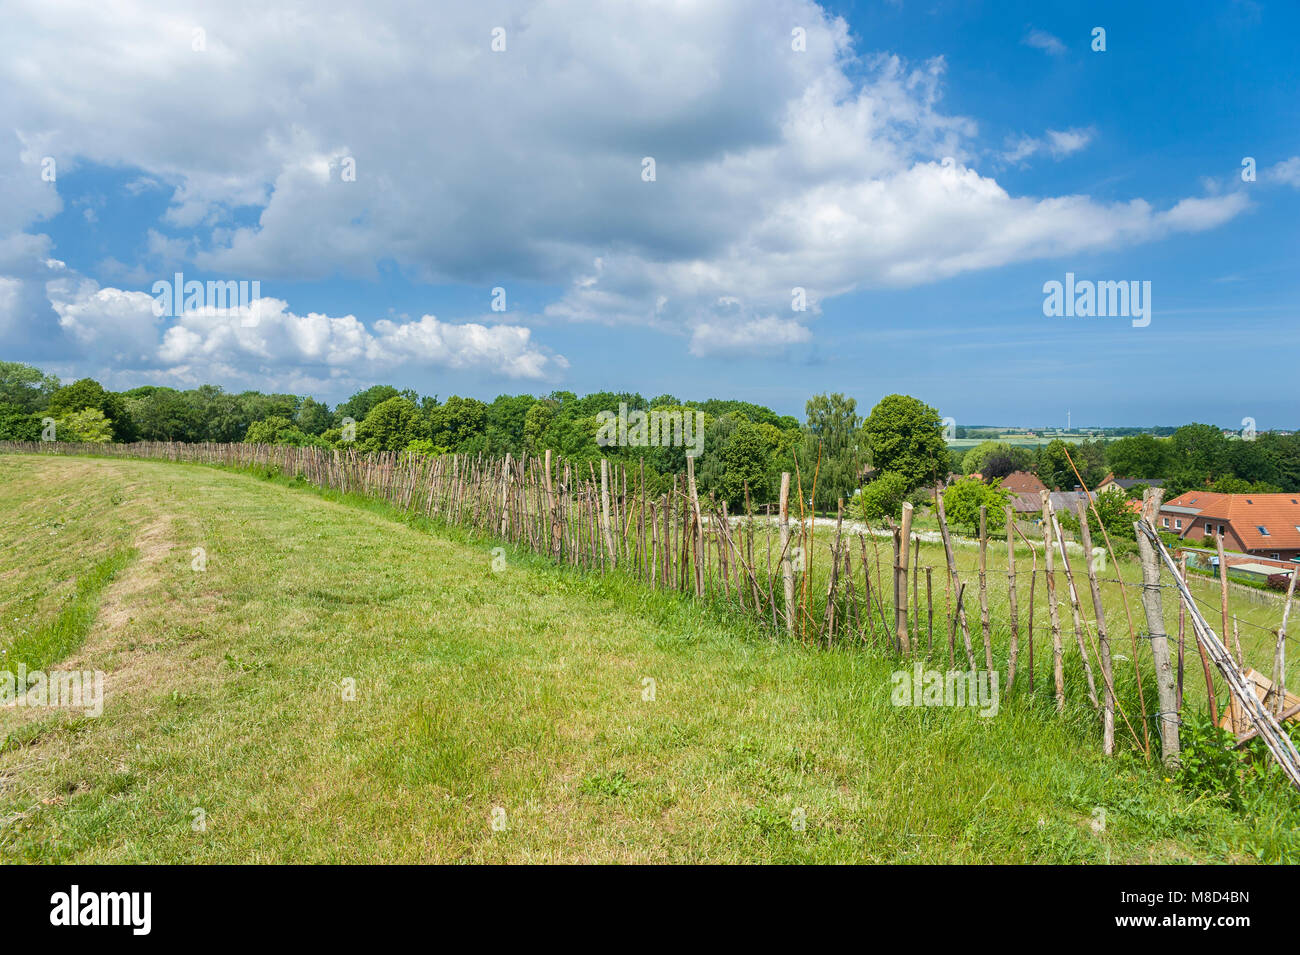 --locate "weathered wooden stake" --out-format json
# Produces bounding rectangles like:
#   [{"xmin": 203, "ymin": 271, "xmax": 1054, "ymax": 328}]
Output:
[
  {"xmin": 1005, "ymin": 505, "xmax": 1019, "ymax": 691},
  {"xmin": 686, "ymin": 456, "xmax": 704, "ymax": 597},
  {"xmin": 925, "ymin": 566, "xmax": 934, "ymax": 655},
  {"xmin": 1272, "ymin": 570, "xmax": 1297, "ymax": 718},
  {"xmin": 1135, "ymin": 488, "xmax": 1179, "ymax": 766},
  {"xmin": 978, "ymin": 505, "xmax": 992, "ymax": 672},
  {"xmin": 779, "ymin": 472, "xmax": 795, "ymax": 636},
  {"xmin": 935, "ymin": 490, "xmax": 974, "ymax": 669},
  {"xmin": 896, "ymin": 502, "xmax": 913, "ymax": 655},
  {"xmin": 1040, "ymin": 491, "xmax": 1065, "ymax": 712},
  {"xmin": 600, "ymin": 458, "xmax": 617, "ymax": 568},
  {"xmin": 1053, "ymin": 513, "xmax": 1099, "ymax": 712},
  {"xmin": 1177, "ymin": 553, "xmax": 1186, "ymax": 712},
  {"xmin": 1140, "ymin": 521, "xmax": 1300, "ymax": 789},
  {"xmin": 911, "ymin": 533, "xmax": 920, "ymax": 649},
  {"xmin": 1077, "ymin": 500, "xmax": 1116, "ymax": 755},
  {"xmin": 1216, "ymin": 533, "xmax": 1234, "ymax": 664}
]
